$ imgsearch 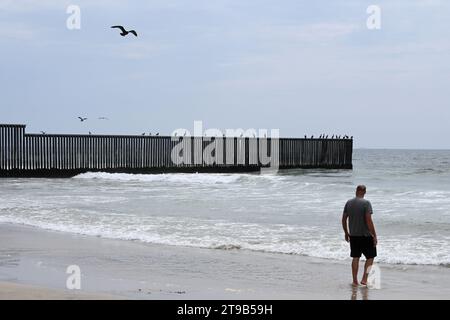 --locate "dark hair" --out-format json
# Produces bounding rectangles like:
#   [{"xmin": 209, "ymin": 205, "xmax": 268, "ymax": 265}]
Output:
[{"xmin": 356, "ymin": 185, "xmax": 366, "ymax": 193}]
